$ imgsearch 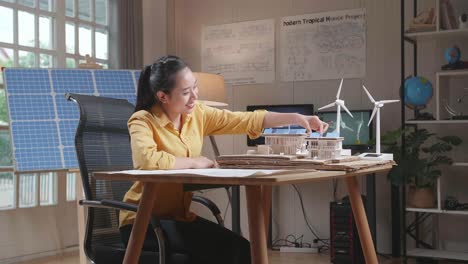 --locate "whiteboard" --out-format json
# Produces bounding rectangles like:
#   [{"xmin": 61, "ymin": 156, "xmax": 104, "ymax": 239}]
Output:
[
  {"xmin": 280, "ymin": 8, "xmax": 366, "ymax": 81},
  {"xmin": 202, "ymin": 19, "xmax": 275, "ymax": 85}
]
